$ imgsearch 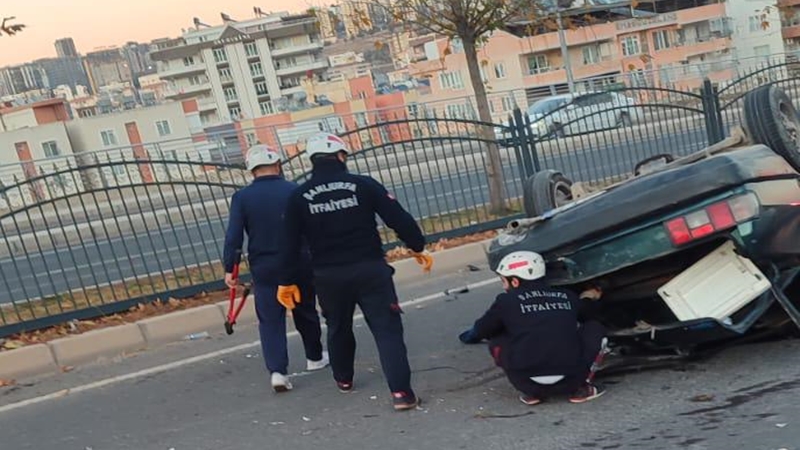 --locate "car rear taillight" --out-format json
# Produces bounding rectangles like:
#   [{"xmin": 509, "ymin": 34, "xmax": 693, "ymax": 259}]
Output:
[{"xmin": 664, "ymin": 193, "xmax": 759, "ymax": 246}]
